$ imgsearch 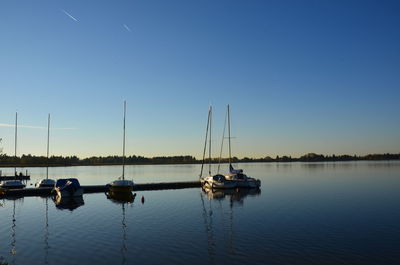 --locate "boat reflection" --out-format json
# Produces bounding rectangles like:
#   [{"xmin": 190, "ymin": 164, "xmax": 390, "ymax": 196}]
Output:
[
  {"xmin": 53, "ymin": 195, "xmax": 84, "ymax": 211},
  {"xmin": 106, "ymin": 191, "xmax": 136, "ymax": 204},
  {"xmin": 200, "ymin": 186, "xmax": 261, "ymax": 264},
  {"xmin": 201, "ymin": 186, "xmax": 261, "ymax": 205}
]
